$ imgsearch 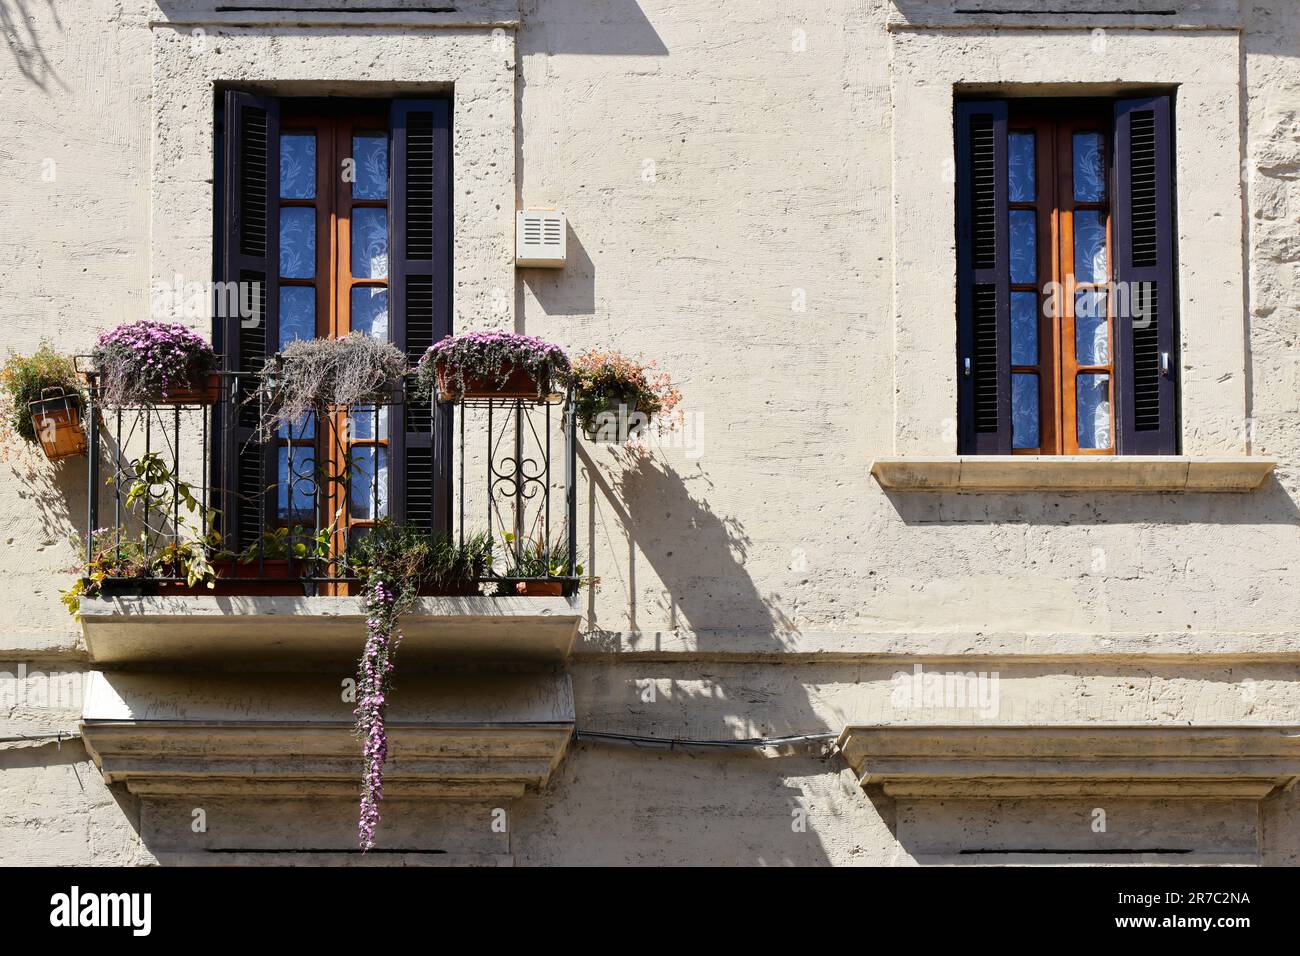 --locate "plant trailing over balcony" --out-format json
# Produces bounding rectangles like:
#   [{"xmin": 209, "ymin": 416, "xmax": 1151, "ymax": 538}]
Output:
[
  {"xmin": 346, "ymin": 520, "xmax": 494, "ymax": 850},
  {"xmin": 570, "ymin": 349, "xmax": 682, "ymax": 443},
  {"xmin": 416, "ymin": 330, "xmax": 571, "ymax": 402},
  {"xmin": 91, "ymin": 320, "xmax": 219, "ymax": 407},
  {"xmin": 0, "ymin": 343, "xmax": 86, "ymax": 461},
  {"xmin": 256, "ymin": 332, "xmax": 407, "ymax": 440}
]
